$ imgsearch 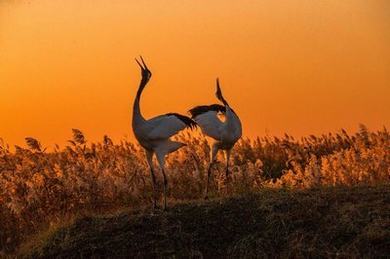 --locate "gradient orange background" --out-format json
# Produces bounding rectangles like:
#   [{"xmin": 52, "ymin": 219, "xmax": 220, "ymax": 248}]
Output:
[{"xmin": 1, "ymin": 0, "xmax": 389, "ymax": 147}]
